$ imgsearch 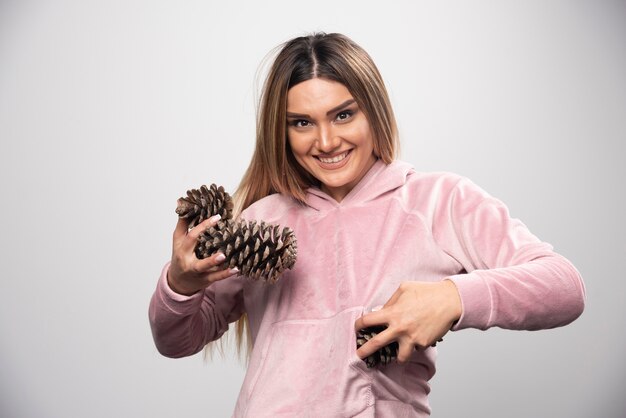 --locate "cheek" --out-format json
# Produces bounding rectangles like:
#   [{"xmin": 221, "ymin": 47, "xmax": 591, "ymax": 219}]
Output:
[
  {"xmin": 287, "ymin": 134, "xmax": 310, "ymax": 159},
  {"xmin": 340, "ymin": 115, "xmax": 373, "ymax": 147},
  {"xmin": 287, "ymin": 138, "xmax": 310, "ymax": 173},
  {"xmin": 353, "ymin": 123, "xmax": 375, "ymax": 150}
]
